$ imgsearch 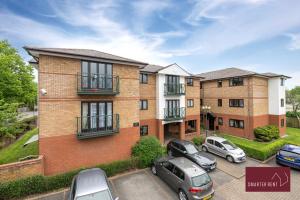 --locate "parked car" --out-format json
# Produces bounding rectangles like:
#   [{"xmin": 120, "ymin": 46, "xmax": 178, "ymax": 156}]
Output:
[
  {"xmin": 167, "ymin": 139, "xmax": 217, "ymax": 171},
  {"xmin": 276, "ymin": 144, "xmax": 300, "ymax": 169},
  {"xmin": 202, "ymin": 136, "xmax": 246, "ymax": 163},
  {"xmin": 151, "ymin": 156, "xmax": 214, "ymax": 200},
  {"xmin": 69, "ymin": 168, "xmax": 119, "ymax": 200}
]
